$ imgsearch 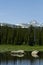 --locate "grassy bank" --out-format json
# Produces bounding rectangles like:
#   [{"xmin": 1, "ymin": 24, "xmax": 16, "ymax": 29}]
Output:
[{"xmin": 0, "ymin": 45, "xmax": 43, "ymax": 52}]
